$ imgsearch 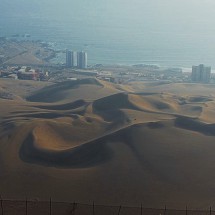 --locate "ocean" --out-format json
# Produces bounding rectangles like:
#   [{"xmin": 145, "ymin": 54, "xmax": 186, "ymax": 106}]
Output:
[{"xmin": 1, "ymin": 0, "xmax": 215, "ymax": 68}]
